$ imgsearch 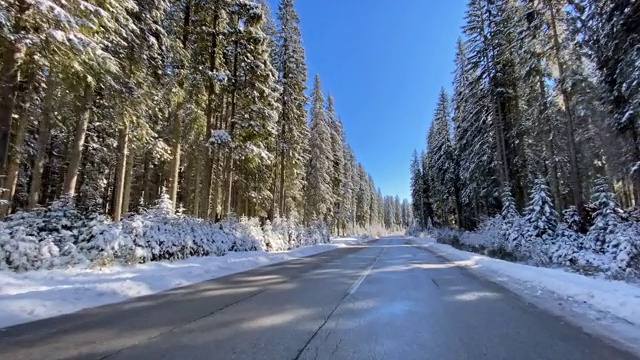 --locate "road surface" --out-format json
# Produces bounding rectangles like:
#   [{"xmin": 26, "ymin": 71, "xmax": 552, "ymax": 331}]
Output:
[{"xmin": 0, "ymin": 237, "xmax": 636, "ymax": 360}]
